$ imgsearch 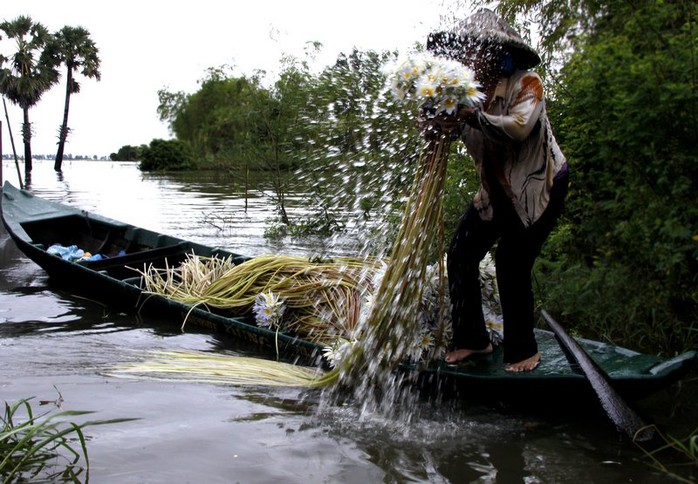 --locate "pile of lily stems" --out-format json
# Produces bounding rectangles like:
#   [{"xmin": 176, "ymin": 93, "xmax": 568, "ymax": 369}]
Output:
[
  {"xmin": 113, "ymin": 351, "xmax": 323, "ymax": 386},
  {"xmin": 140, "ymin": 253, "xmax": 381, "ymax": 346}
]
